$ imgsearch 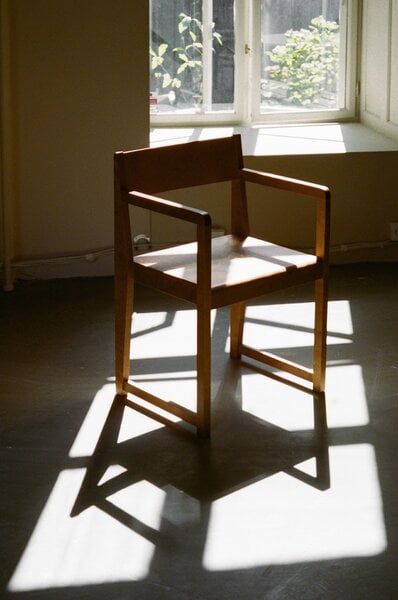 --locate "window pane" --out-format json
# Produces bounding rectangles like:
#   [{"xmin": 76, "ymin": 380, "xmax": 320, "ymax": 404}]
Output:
[
  {"xmin": 150, "ymin": 0, "xmax": 235, "ymax": 115},
  {"xmin": 260, "ymin": 0, "xmax": 342, "ymax": 113}
]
